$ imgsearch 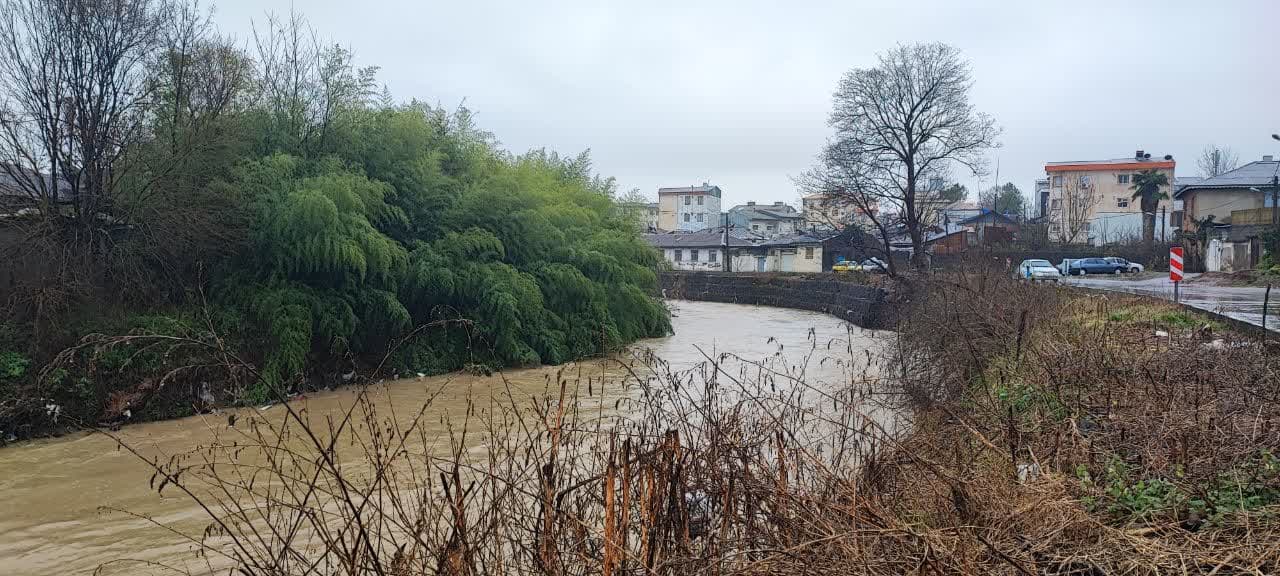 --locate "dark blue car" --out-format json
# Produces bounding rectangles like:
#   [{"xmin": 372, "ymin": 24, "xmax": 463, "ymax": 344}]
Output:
[{"xmin": 1065, "ymin": 257, "xmax": 1125, "ymax": 276}]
